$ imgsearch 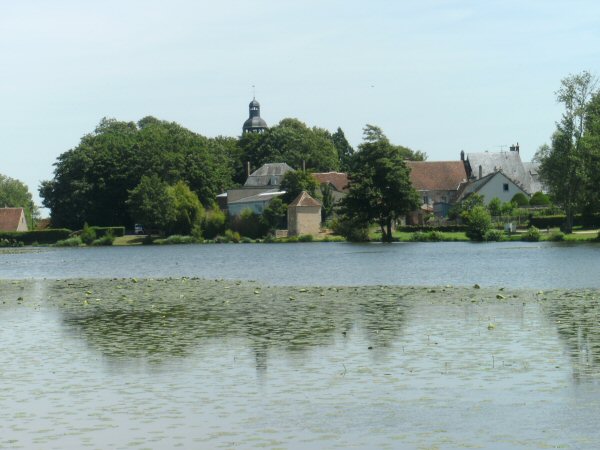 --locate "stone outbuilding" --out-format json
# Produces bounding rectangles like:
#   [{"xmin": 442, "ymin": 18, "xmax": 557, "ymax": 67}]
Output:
[
  {"xmin": 0, "ymin": 207, "xmax": 28, "ymax": 232},
  {"xmin": 287, "ymin": 191, "xmax": 321, "ymax": 237}
]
